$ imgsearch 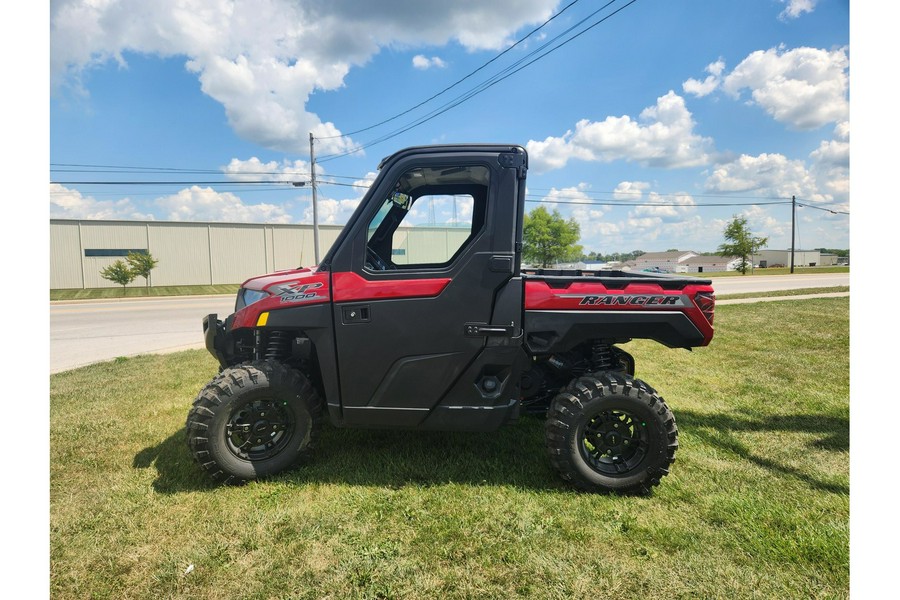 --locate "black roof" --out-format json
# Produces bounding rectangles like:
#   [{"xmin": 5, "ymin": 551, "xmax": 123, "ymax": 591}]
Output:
[{"xmin": 378, "ymin": 144, "xmax": 526, "ymax": 169}]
